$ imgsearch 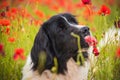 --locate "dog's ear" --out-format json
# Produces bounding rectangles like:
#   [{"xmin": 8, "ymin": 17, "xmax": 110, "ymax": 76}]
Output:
[{"xmin": 31, "ymin": 22, "xmax": 54, "ymax": 73}]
